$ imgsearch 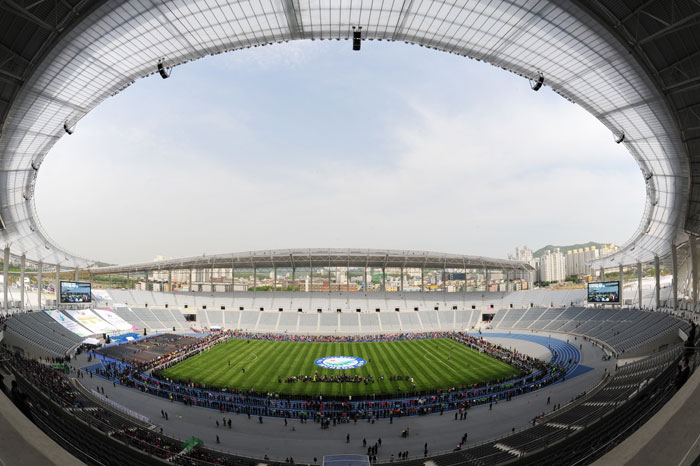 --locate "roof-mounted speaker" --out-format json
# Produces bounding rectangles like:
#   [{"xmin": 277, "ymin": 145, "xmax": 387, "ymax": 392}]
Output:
[
  {"xmin": 530, "ymin": 72, "xmax": 544, "ymax": 91},
  {"xmin": 157, "ymin": 60, "xmax": 171, "ymax": 79}
]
